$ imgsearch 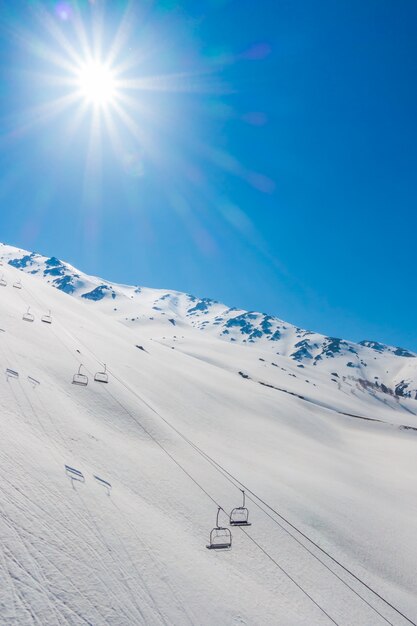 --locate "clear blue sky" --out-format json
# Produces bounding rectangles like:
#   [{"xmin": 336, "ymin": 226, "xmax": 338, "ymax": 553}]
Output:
[{"xmin": 0, "ymin": 0, "xmax": 416, "ymax": 350}]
